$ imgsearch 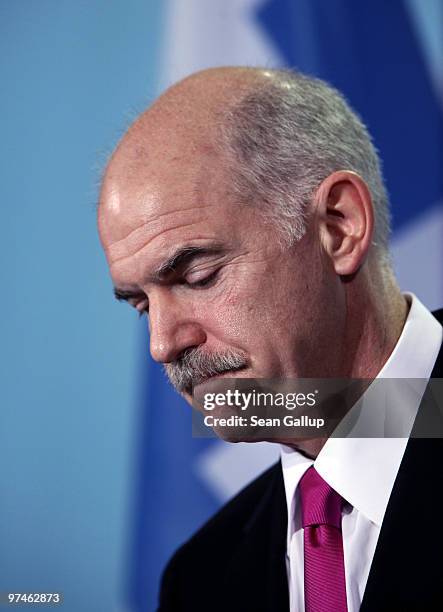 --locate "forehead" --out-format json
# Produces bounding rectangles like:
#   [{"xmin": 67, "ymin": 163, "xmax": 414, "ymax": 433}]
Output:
[
  {"xmin": 98, "ymin": 143, "xmax": 242, "ymax": 284},
  {"xmin": 100, "ymin": 152, "xmax": 209, "ymax": 236}
]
